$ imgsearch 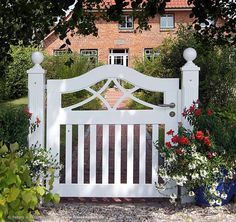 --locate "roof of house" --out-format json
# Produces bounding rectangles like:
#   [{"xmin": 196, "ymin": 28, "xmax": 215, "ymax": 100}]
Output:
[{"xmin": 100, "ymin": 0, "xmax": 191, "ymax": 9}]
